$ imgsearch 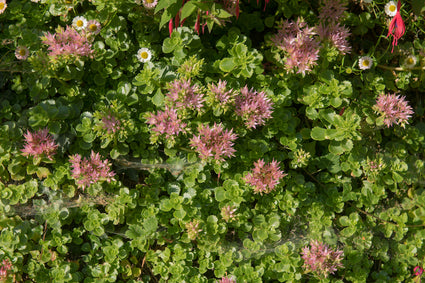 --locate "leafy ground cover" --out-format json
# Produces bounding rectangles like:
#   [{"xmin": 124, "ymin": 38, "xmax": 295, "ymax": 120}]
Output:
[{"xmin": 1, "ymin": 0, "xmax": 425, "ymax": 282}]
